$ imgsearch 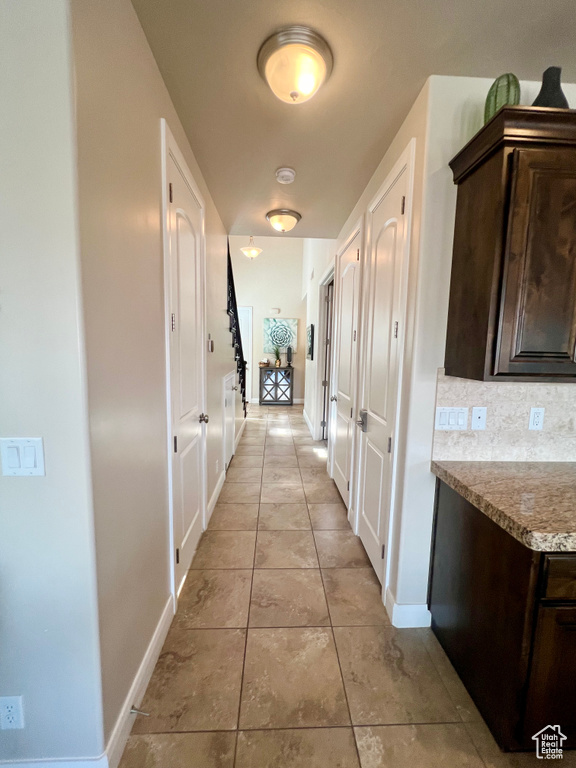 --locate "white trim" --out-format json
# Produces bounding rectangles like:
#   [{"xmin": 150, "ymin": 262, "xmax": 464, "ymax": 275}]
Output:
[
  {"xmin": 303, "ymin": 408, "xmax": 315, "ymax": 438},
  {"xmin": 205, "ymin": 469, "xmax": 226, "ymax": 527},
  {"xmin": 0, "ymin": 758, "xmax": 109, "ymax": 768},
  {"xmin": 311, "ymin": 264, "xmax": 335, "ymax": 442},
  {"xmin": 250, "ymin": 398, "xmax": 304, "ymax": 405},
  {"xmin": 234, "ymin": 416, "xmax": 247, "ymax": 451},
  {"xmin": 385, "ymin": 587, "xmax": 431, "ymax": 628},
  {"xmin": 160, "ymin": 118, "xmax": 208, "ymax": 600}
]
